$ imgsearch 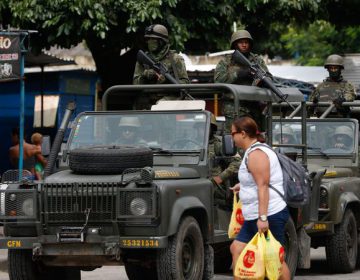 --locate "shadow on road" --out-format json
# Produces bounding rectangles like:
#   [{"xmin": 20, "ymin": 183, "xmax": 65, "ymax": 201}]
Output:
[{"xmin": 296, "ymin": 259, "xmax": 360, "ymax": 276}]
